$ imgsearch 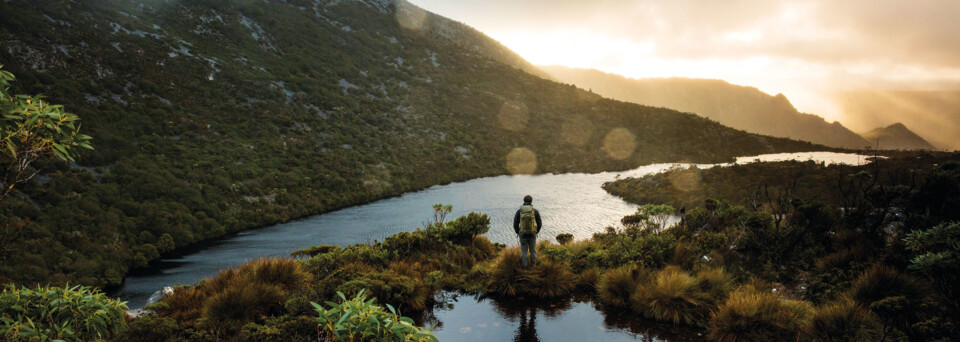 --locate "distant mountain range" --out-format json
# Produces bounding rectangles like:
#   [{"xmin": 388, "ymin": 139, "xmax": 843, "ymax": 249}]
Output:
[
  {"xmin": 860, "ymin": 123, "xmax": 936, "ymax": 150},
  {"xmin": 833, "ymin": 91, "xmax": 960, "ymax": 150},
  {"xmin": 541, "ymin": 66, "xmax": 877, "ymax": 149}
]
